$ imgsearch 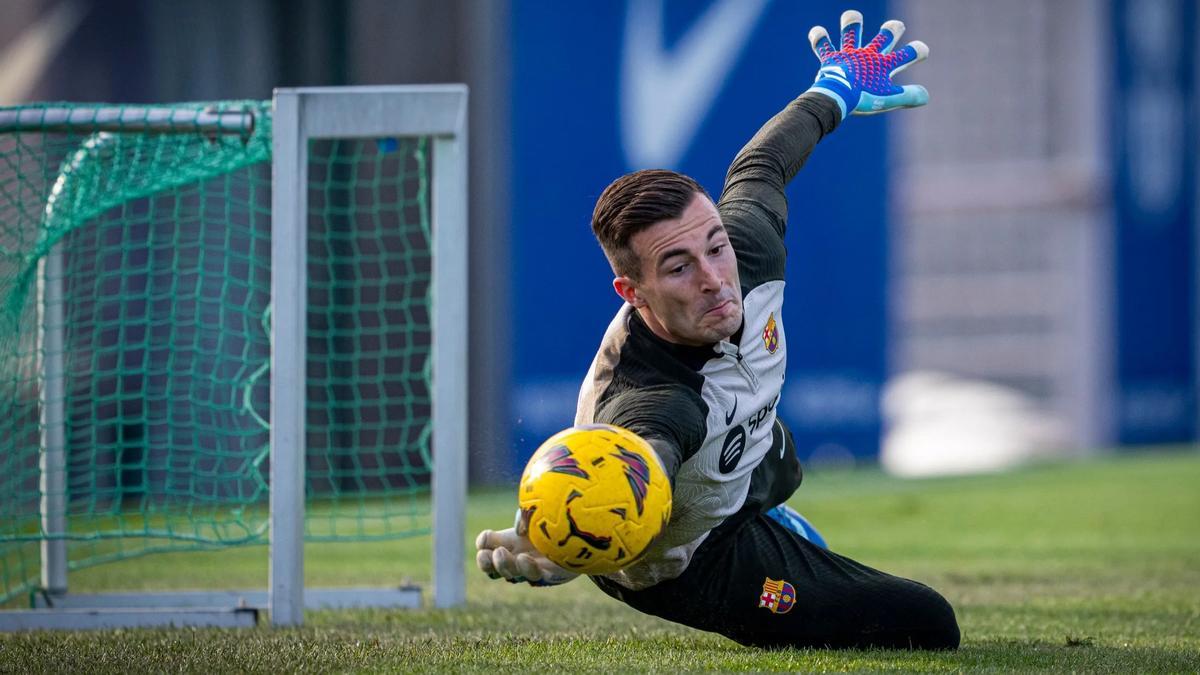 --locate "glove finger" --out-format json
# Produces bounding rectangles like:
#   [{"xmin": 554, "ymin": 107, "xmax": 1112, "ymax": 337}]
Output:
[
  {"xmin": 808, "ymin": 26, "xmax": 835, "ymax": 59},
  {"xmin": 536, "ymin": 558, "xmax": 574, "ymax": 584},
  {"xmin": 839, "ymin": 9, "xmax": 863, "ymax": 50},
  {"xmin": 476, "ymin": 549, "xmax": 501, "ymax": 579},
  {"xmin": 491, "ymin": 546, "xmax": 521, "ymax": 579},
  {"xmin": 886, "ymin": 40, "xmax": 929, "ymax": 77},
  {"xmin": 515, "ymin": 553, "xmax": 545, "ymax": 582},
  {"xmin": 494, "ymin": 547, "xmax": 534, "ymax": 584},
  {"xmin": 476, "ymin": 528, "xmax": 518, "ymax": 551},
  {"xmin": 854, "ymin": 85, "xmax": 929, "ymax": 115},
  {"xmin": 865, "ymin": 19, "xmax": 904, "ymax": 54},
  {"xmin": 894, "ymin": 84, "xmax": 930, "ymax": 108},
  {"xmin": 475, "ymin": 529, "xmax": 492, "ymax": 551}
]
